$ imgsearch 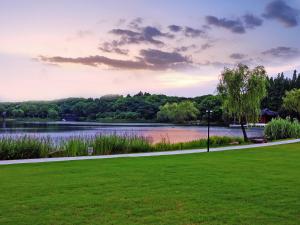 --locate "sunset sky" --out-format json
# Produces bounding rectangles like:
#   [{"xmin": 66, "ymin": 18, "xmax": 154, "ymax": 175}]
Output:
[{"xmin": 1, "ymin": 0, "xmax": 300, "ymax": 101}]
